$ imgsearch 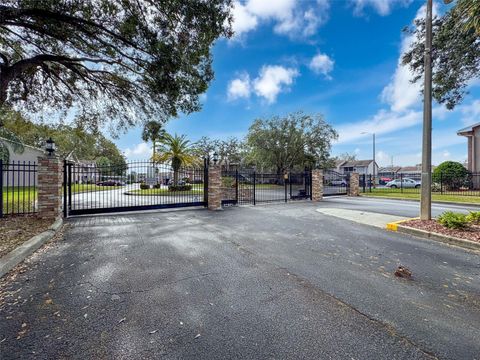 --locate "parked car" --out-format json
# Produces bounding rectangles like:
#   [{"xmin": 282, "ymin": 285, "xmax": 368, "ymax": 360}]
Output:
[
  {"xmin": 329, "ymin": 179, "xmax": 348, "ymax": 186},
  {"xmin": 96, "ymin": 180, "xmax": 124, "ymax": 186},
  {"xmin": 385, "ymin": 178, "xmax": 421, "ymax": 189}
]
